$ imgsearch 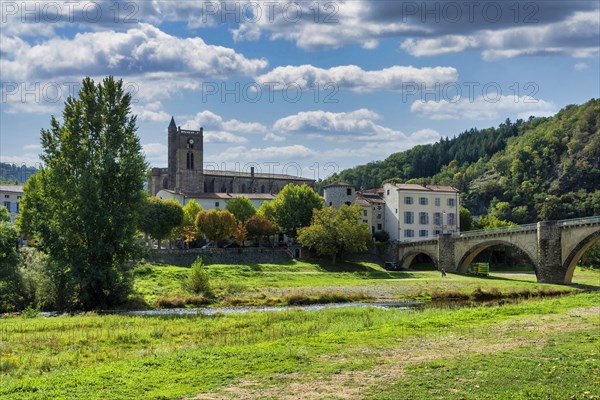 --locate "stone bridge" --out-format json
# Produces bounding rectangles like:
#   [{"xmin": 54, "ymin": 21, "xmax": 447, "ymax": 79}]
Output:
[{"xmin": 391, "ymin": 216, "xmax": 600, "ymax": 284}]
